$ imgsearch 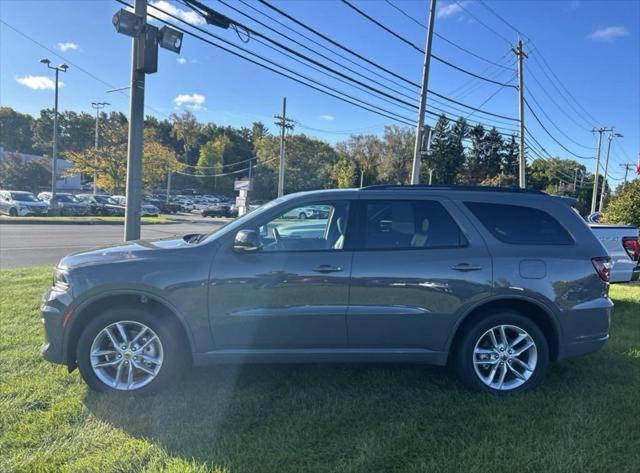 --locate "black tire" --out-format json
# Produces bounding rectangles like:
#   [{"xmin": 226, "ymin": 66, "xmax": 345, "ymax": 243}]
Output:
[
  {"xmin": 453, "ymin": 312, "xmax": 549, "ymax": 394},
  {"xmin": 298, "ymin": 212, "xmax": 307, "ymax": 220},
  {"xmin": 77, "ymin": 307, "xmax": 186, "ymax": 395},
  {"xmin": 9, "ymin": 207, "xmax": 18, "ymax": 217}
]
